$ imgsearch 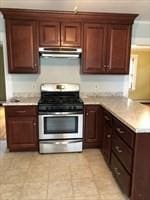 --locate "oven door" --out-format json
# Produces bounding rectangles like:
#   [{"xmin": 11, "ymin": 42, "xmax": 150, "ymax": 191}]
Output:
[{"xmin": 39, "ymin": 113, "xmax": 83, "ymax": 139}]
